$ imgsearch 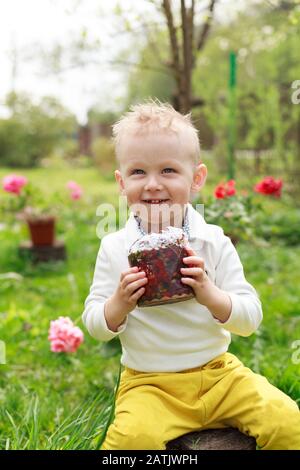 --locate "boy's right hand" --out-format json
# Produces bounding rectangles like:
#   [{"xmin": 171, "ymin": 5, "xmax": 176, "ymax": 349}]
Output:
[
  {"xmin": 113, "ymin": 266, "xmax": 148, "ymax": 316},
  {"xmin": 104, "ymin": 267, "xmax": 148, "ymax": 332}
]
